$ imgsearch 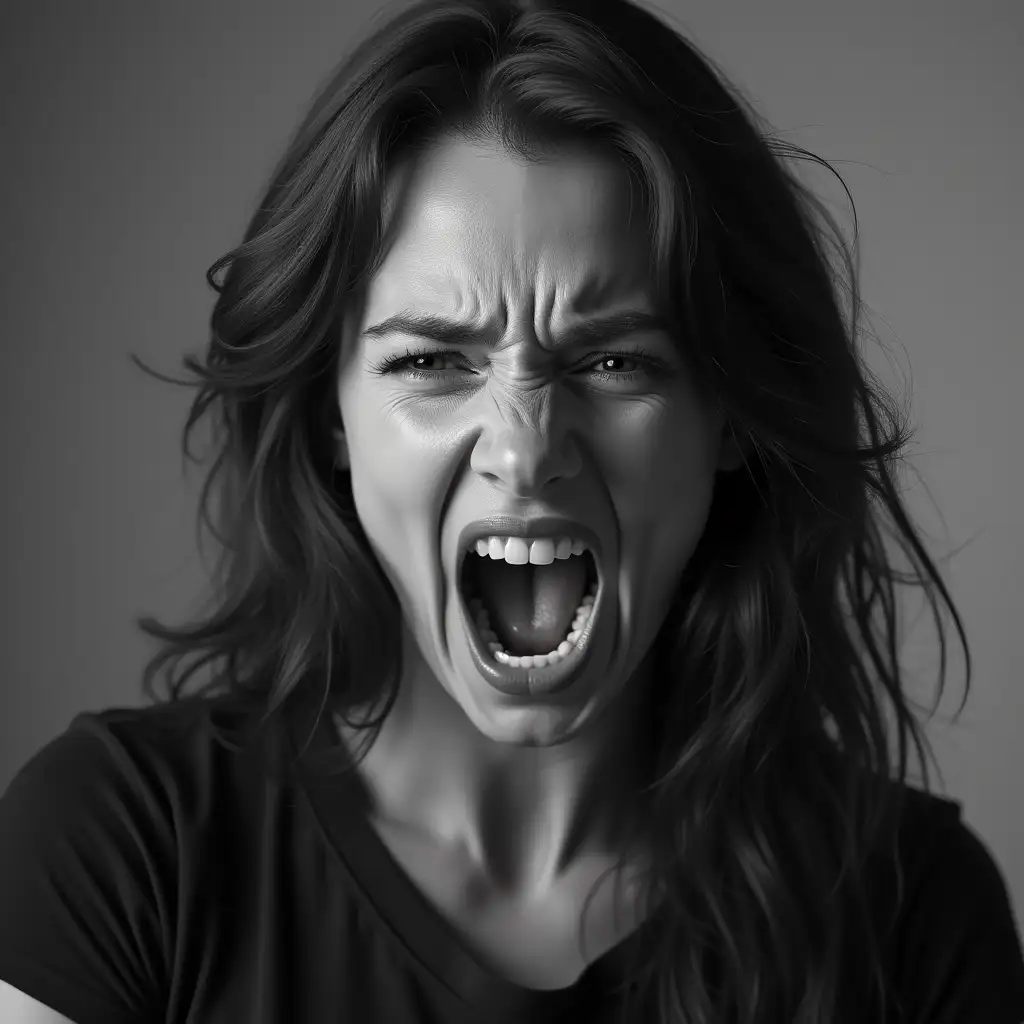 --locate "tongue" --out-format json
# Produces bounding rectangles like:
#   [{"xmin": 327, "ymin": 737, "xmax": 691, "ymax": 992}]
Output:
[{"xmin": 474, "ymin": 555, "xmax": 588, "ymax": 656}]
